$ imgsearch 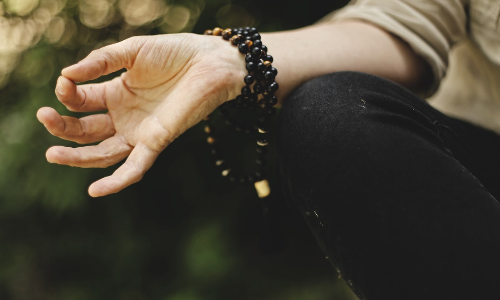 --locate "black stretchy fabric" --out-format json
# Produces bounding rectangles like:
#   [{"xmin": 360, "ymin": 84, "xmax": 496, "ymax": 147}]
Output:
[{"xmin": 277, "ymin": 72, "xmax": 500, "ymax": 300}]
